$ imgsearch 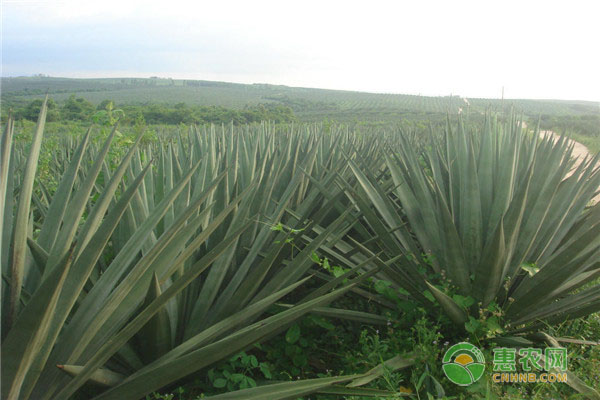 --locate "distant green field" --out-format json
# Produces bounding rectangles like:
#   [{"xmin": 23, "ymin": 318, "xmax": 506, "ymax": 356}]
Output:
[
  {"xmin": 2, "ymin": 76, "xmax": 599, "ymax": 150},
  {"xmin": 3, "ymin": 76, "xmax": 598, "ymax": 119}
]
